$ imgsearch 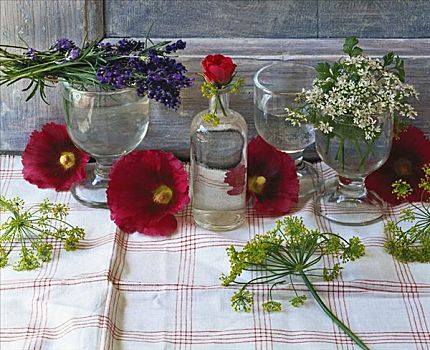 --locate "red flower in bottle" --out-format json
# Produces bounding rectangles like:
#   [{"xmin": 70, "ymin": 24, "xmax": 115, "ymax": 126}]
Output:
[
  {"xmin": 107, "ymin": 150, "xmax": 189, "ymax": 236},
  {"xmin": 22, "ymin": 123, "xmax": 90, "ymax": 191},
  {"xmin": 366, "ymin": 125, "xmax": 430, "ymax": 204},
  {"xmin": 202, "ymin": 54, "xmax": 237, "ymax": 85},
  {"xmin": 247, "ymin": 136, "xmax": 299, "ymax": 215}
]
